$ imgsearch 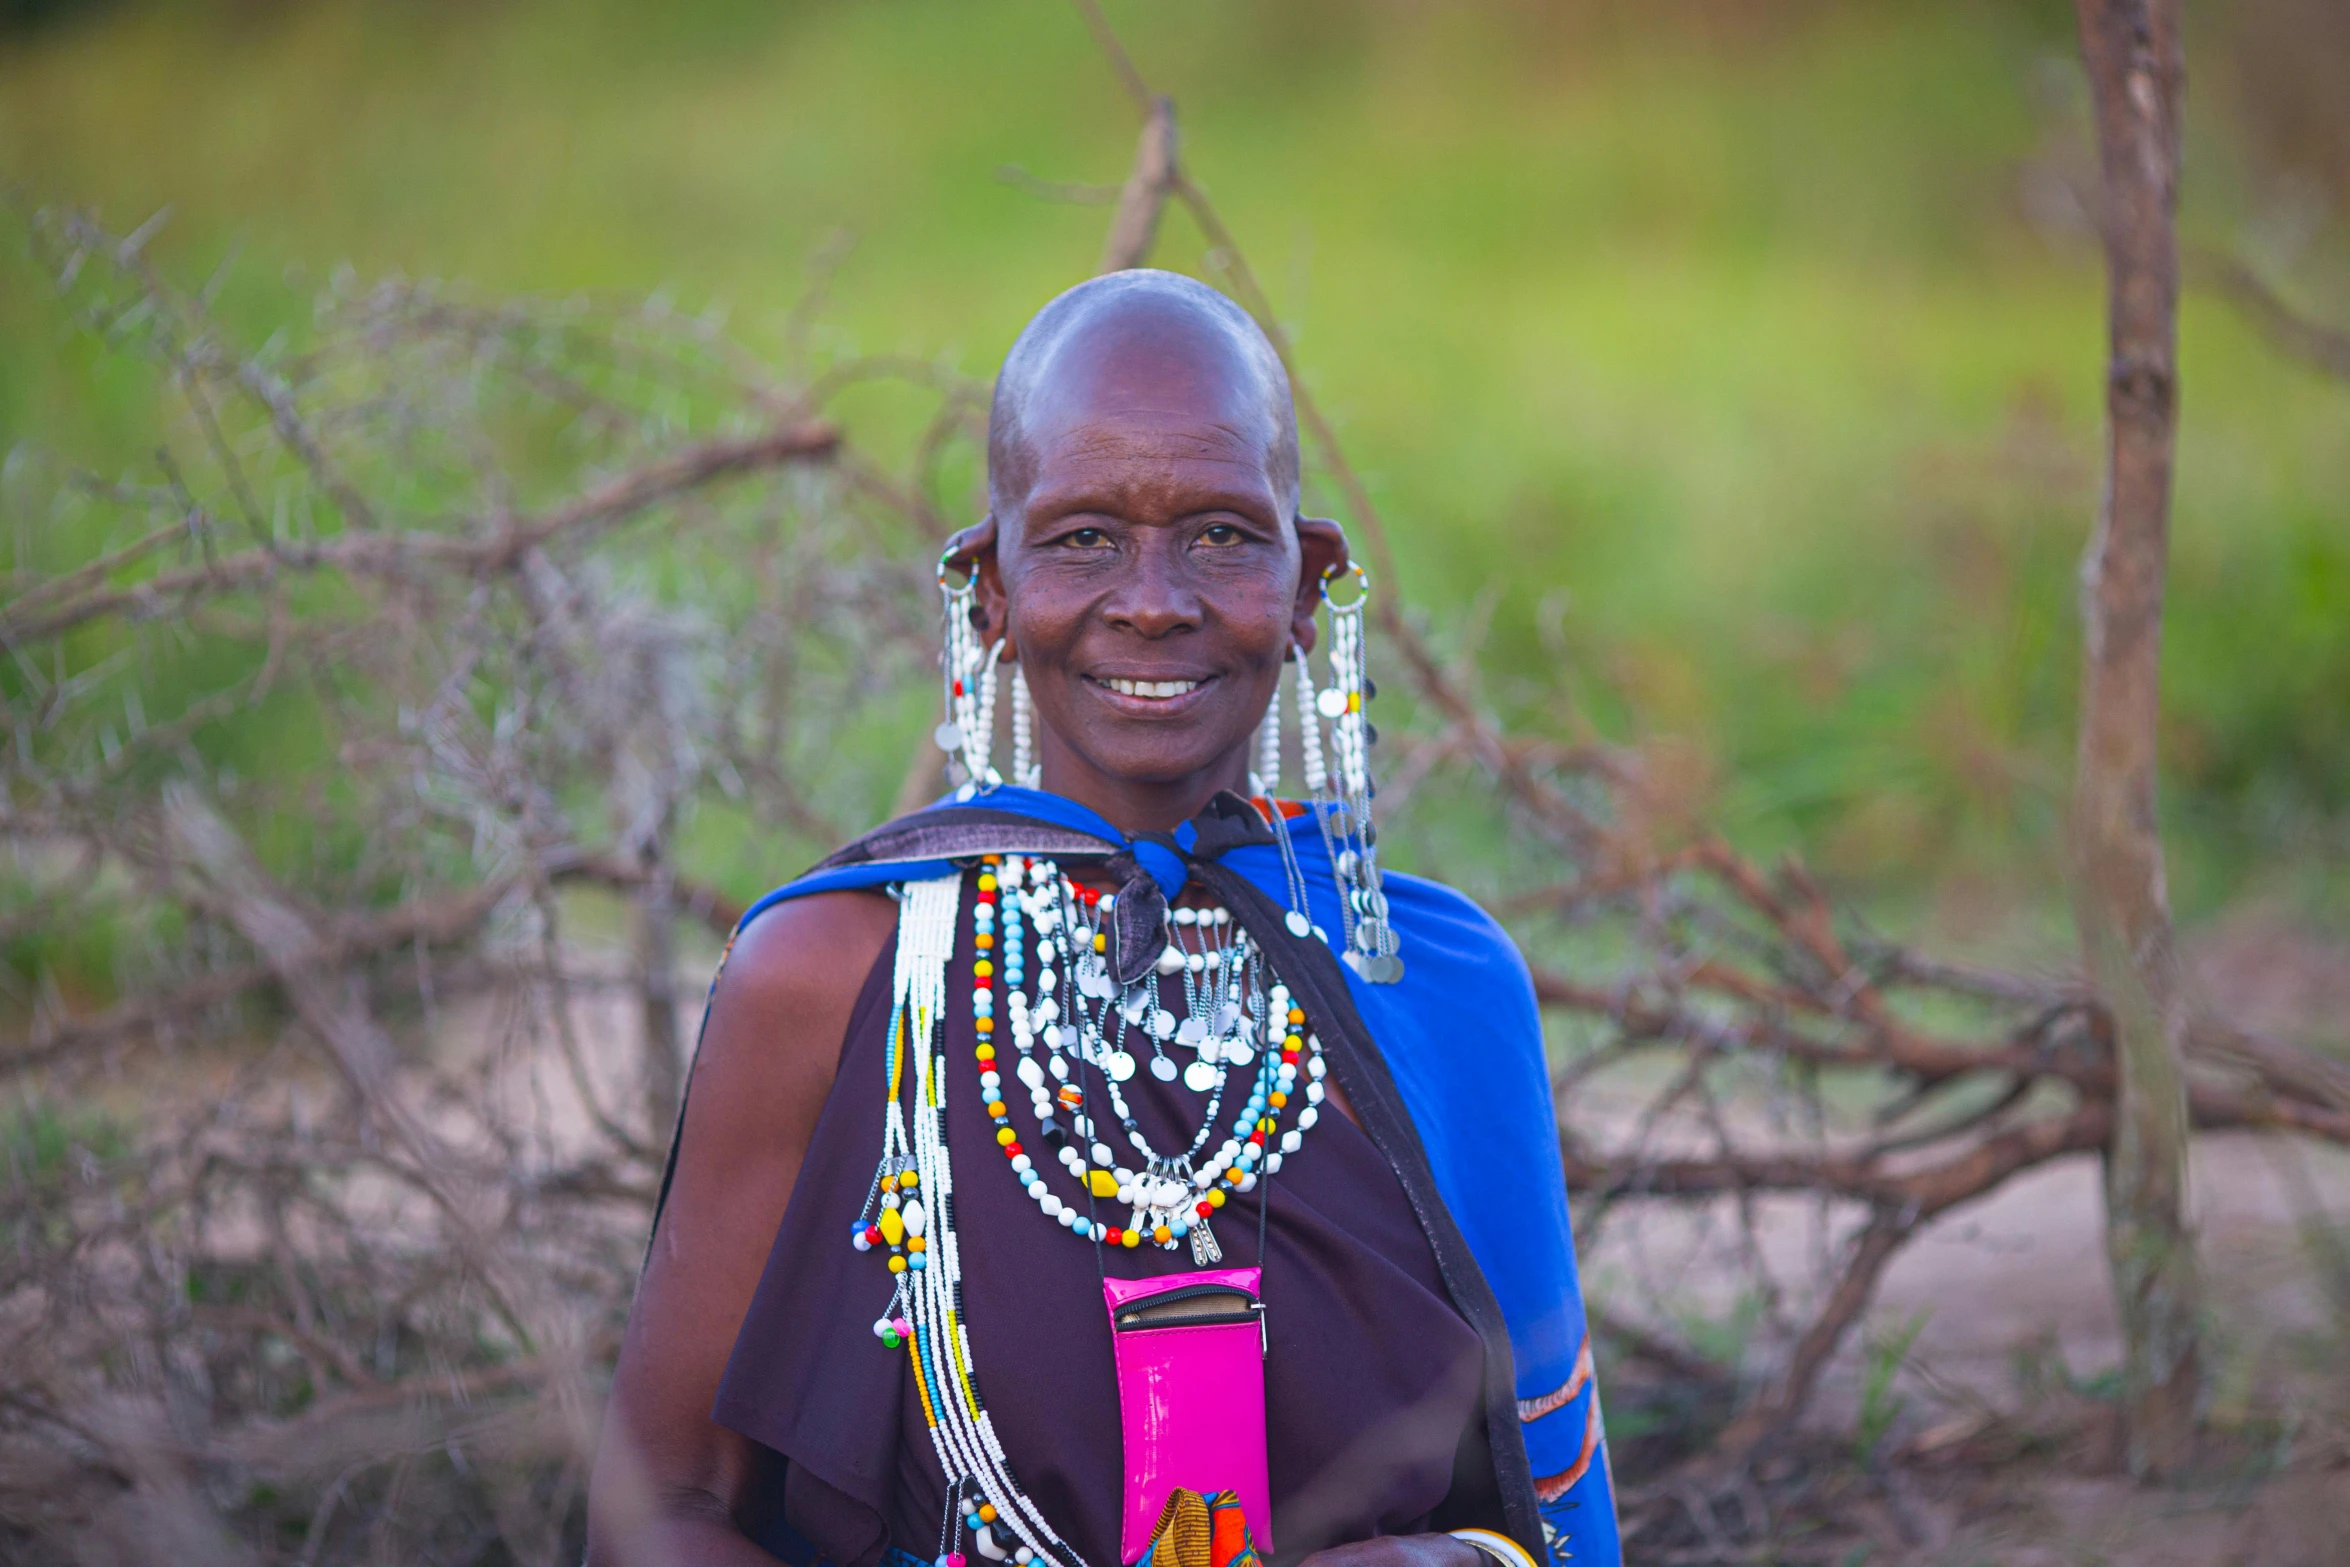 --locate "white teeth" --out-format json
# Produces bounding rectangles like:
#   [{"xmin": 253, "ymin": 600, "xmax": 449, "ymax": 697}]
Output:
[{"xmin": 1105, "ymin": 678, "xmax": 1201, "ymax": 699}]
